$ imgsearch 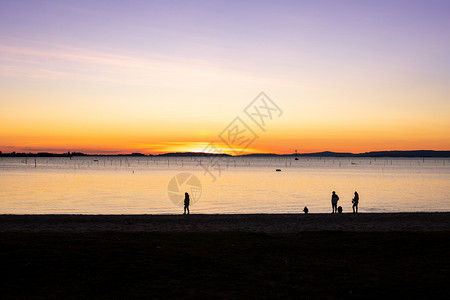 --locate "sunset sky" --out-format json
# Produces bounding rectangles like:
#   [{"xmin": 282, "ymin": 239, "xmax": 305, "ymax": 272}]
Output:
[{"xmin": 1, "ymin": 0, "xmax": 449, "ymax": 154}]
